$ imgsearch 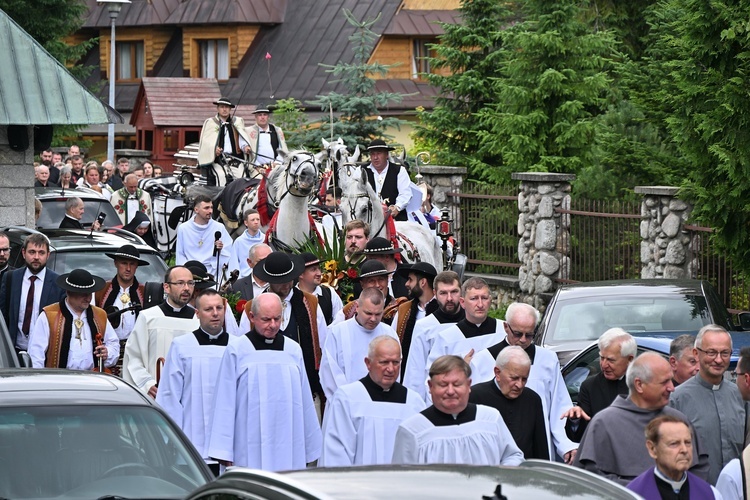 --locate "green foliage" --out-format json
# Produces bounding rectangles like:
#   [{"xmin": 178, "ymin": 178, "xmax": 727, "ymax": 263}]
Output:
[
  {"xmin": 296, "ymin": 229, "xmax": 358, "ymax": 301},
  {"xmin": 273, "ymin": 98, "xmax": 310, "ymax": 150},
  {"xmin": 488, "ymin": 304, "xmax": 509, "ymax": 320},
  {"xmin": 304, "ymin": 9, "xmax": 409, "ymax": 152}
]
